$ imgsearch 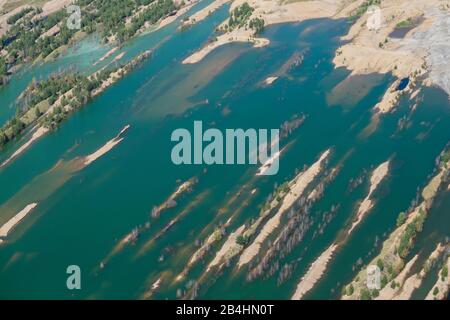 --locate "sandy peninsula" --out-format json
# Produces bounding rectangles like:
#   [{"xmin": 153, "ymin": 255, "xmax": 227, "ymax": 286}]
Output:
[{"xmin": 0, "ymin": 203, "xmax": 38, "ymax": 244}]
